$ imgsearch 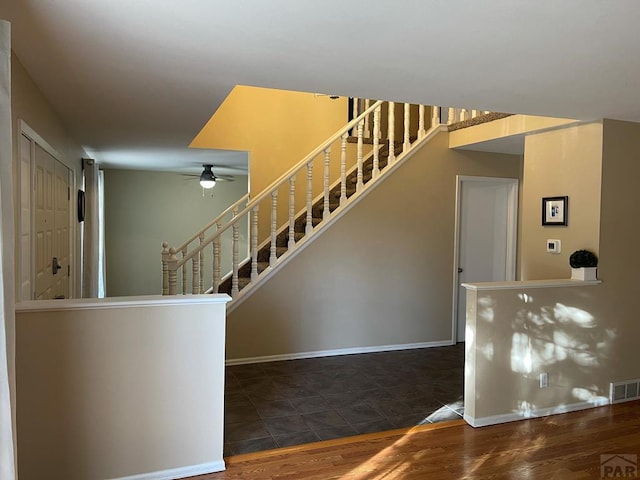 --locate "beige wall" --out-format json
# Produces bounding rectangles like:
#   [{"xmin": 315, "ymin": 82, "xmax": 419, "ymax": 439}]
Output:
[
  {"xmin": 11, "ymin": 55, "xmax": 86, "ymax": 177},
  {"xmin": 465, "ymin": 119, "xmax": 640, "ymax": 426},
  {"xmin": 15, "ymin": 295, "xmax": 229, "ymax": 480},
  {"xmin": 103, "ymin": 169, "xmax": 249, "ymax": 296},
  {"xmin": 227, "ymin": 131, "xmax": 522, "ymax": 361},
  {"xmin": 520, "ymin": 123, "xmax": 603, "ymax": 279},
  {"xmin": 11, "ymin": 54, "xmax": 86, "ymax": 301},
  {"xmin": 464, "ymin": 283, "xmax": 609, "ymax": 425},
  {"xmin": 599, "ymin": 119, "xmax": 640, "ymax": 381},
  {"xmin": 6, "ymin": 52, "xmax": 87, "ymax": 465}
]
